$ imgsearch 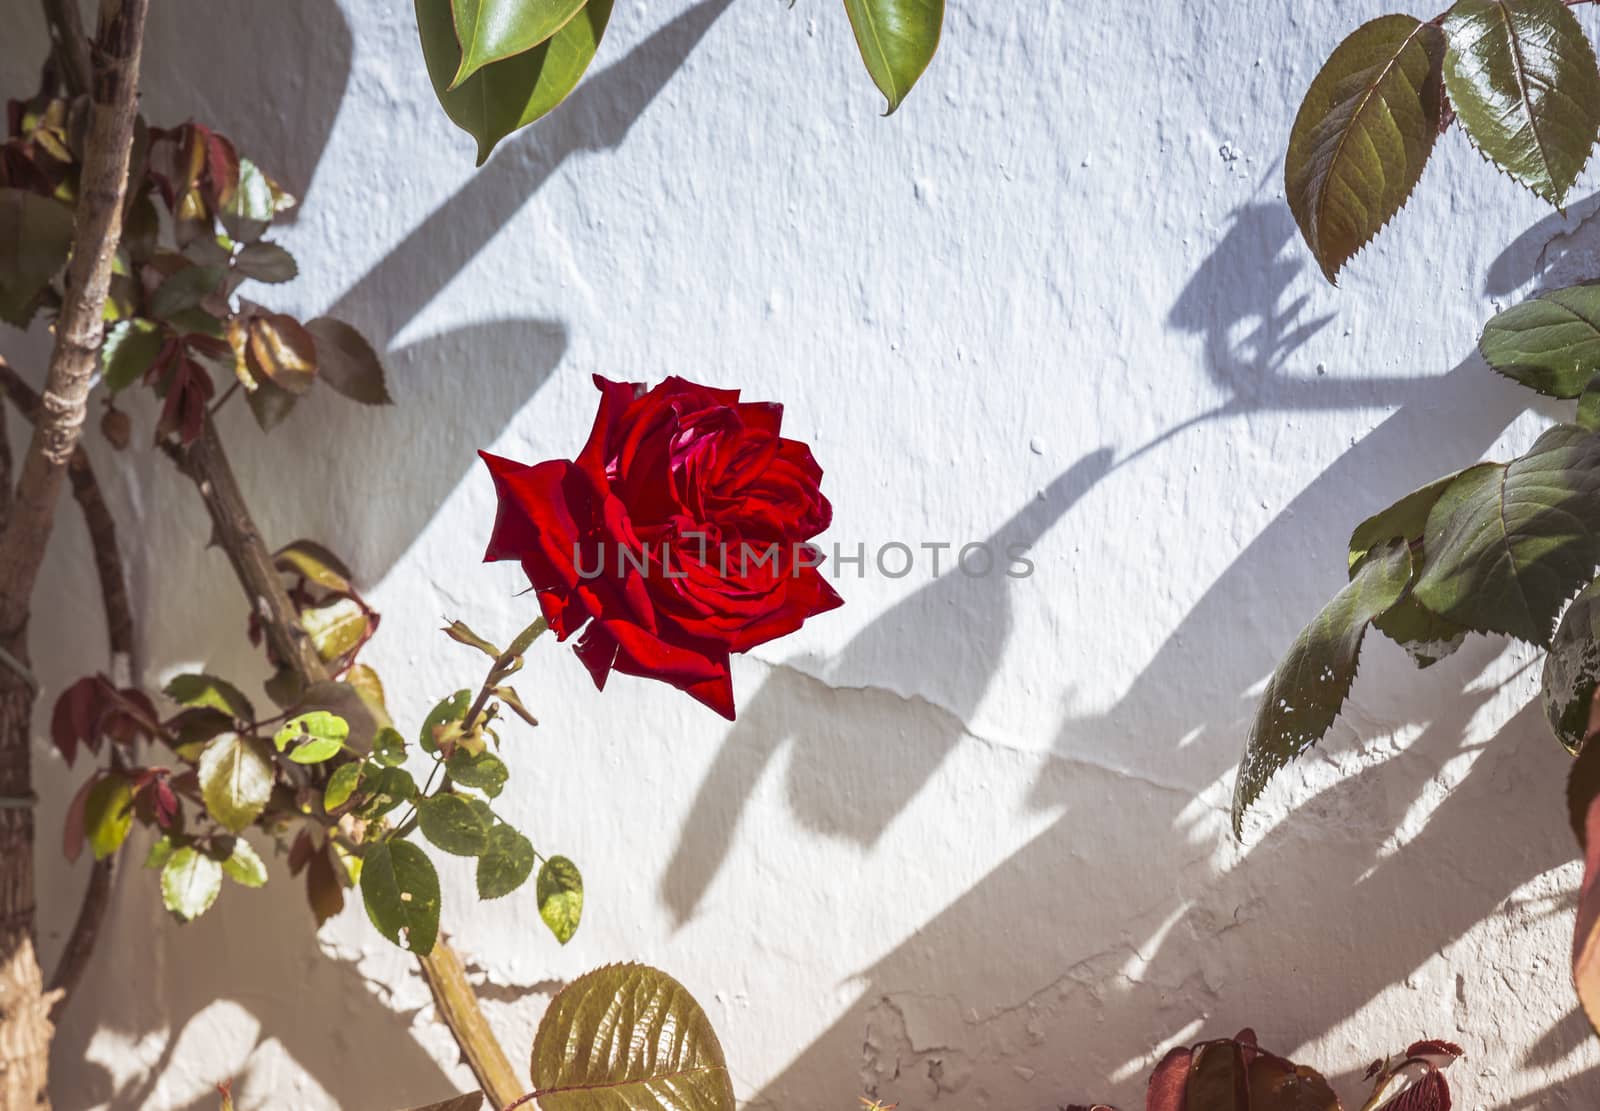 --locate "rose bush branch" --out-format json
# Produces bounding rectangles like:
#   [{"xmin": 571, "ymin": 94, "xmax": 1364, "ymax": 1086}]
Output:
[{"xmin": 0, "ymin": 356, "xmax": 132, "ymax": 1020}]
